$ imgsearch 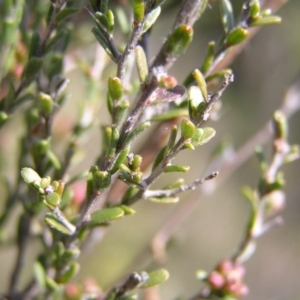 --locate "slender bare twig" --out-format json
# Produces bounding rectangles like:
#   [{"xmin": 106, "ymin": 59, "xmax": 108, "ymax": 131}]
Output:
[{"xmin": 143, "ymin": 172, "xmax": 218, "ymax": 199}]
